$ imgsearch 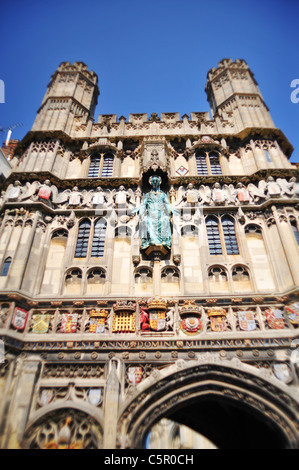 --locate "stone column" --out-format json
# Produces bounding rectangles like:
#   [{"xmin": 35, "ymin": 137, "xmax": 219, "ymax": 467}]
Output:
[
  {"xmin": 3, "ymin": 355, "xmax": 40, "ymax": 449},
  {"xmin": 103, "ymin": 360, "xmax": 120, "ymax": 449},
  {"xmin": 271, "ymin": 206, "xmax": 299, "ymax": 286}
]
